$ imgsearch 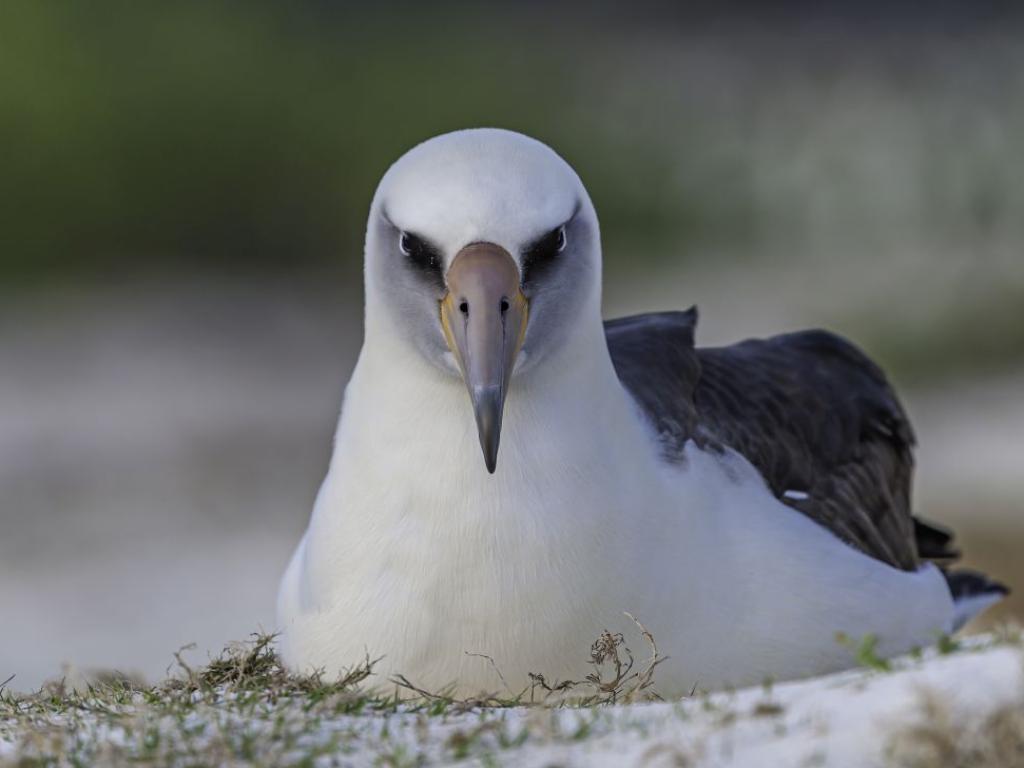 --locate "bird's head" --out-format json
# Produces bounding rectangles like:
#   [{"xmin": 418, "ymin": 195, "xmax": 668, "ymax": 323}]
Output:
[{"xmin": 364, "ymin": 128, "xmax": 602, "ymax": 473}]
